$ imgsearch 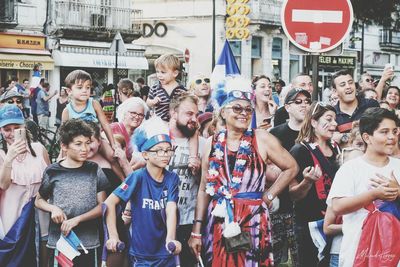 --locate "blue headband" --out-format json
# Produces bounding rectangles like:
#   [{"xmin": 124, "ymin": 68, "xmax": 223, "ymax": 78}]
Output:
[{"xmin": 140, "ymin": 134, "xmax": 171, "ymax": 152}]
